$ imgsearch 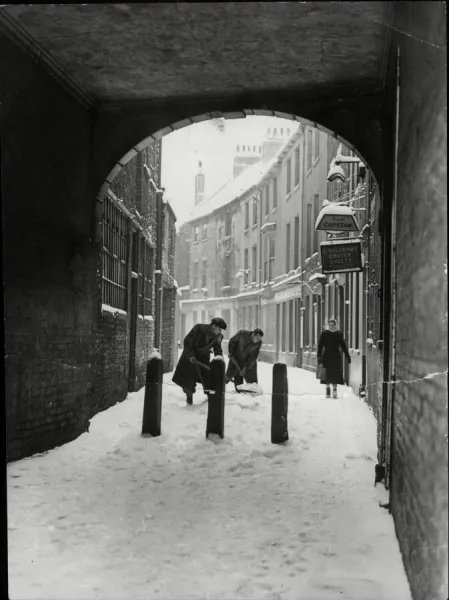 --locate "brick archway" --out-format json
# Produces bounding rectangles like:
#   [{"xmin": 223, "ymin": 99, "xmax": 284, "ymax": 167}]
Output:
[{"xmin": 94, "ymin": 95, "xmax": 387, "ymax": 203}]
